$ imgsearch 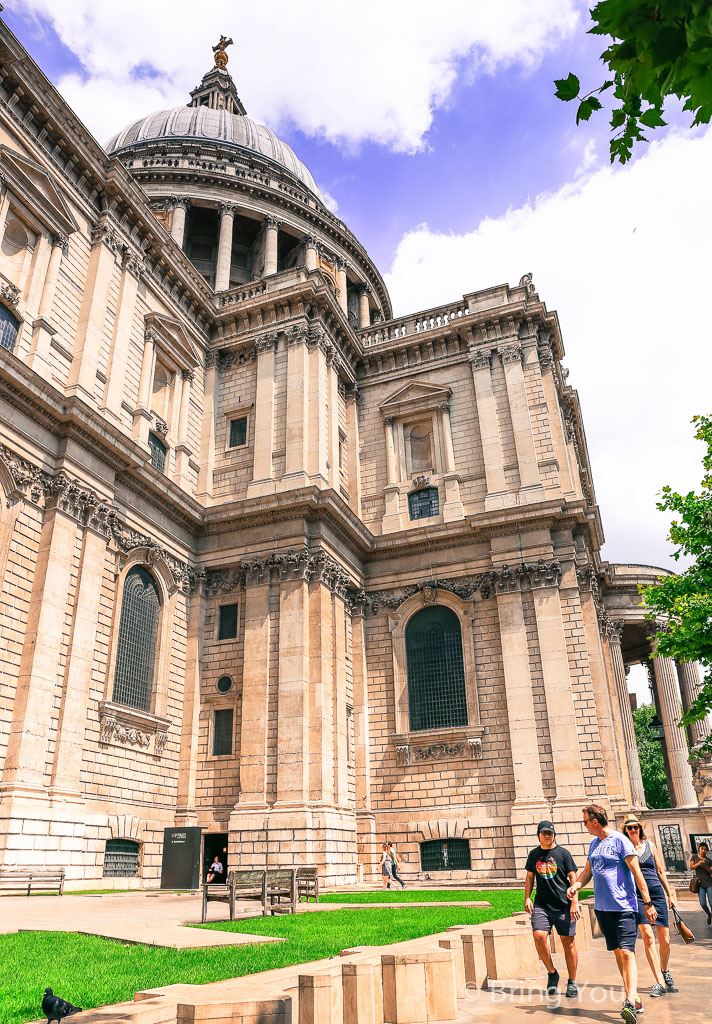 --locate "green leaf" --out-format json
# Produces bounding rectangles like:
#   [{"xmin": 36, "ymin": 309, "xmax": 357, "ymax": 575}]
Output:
[
  {"xmin": 576, "ymin": 99, "xmax": 595, "ymax": 123},
  {"xmin": 554, "ymin": 72, "xmax": 581, "ymax": 101},
  {"xmin": 640, "ymin": 108, "xmax": 668, "ymax": 127}
]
